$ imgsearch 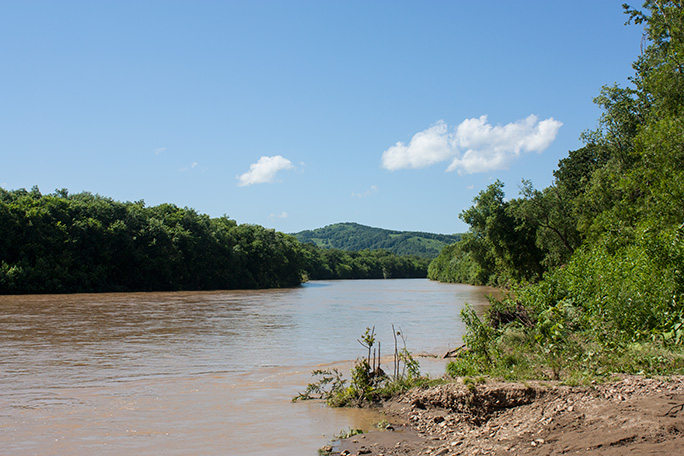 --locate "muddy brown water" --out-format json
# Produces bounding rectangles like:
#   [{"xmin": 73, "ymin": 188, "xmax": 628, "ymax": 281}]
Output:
[{"xmin": 0, "ymin": 279, "xmax": 496, "ymax": 455}]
